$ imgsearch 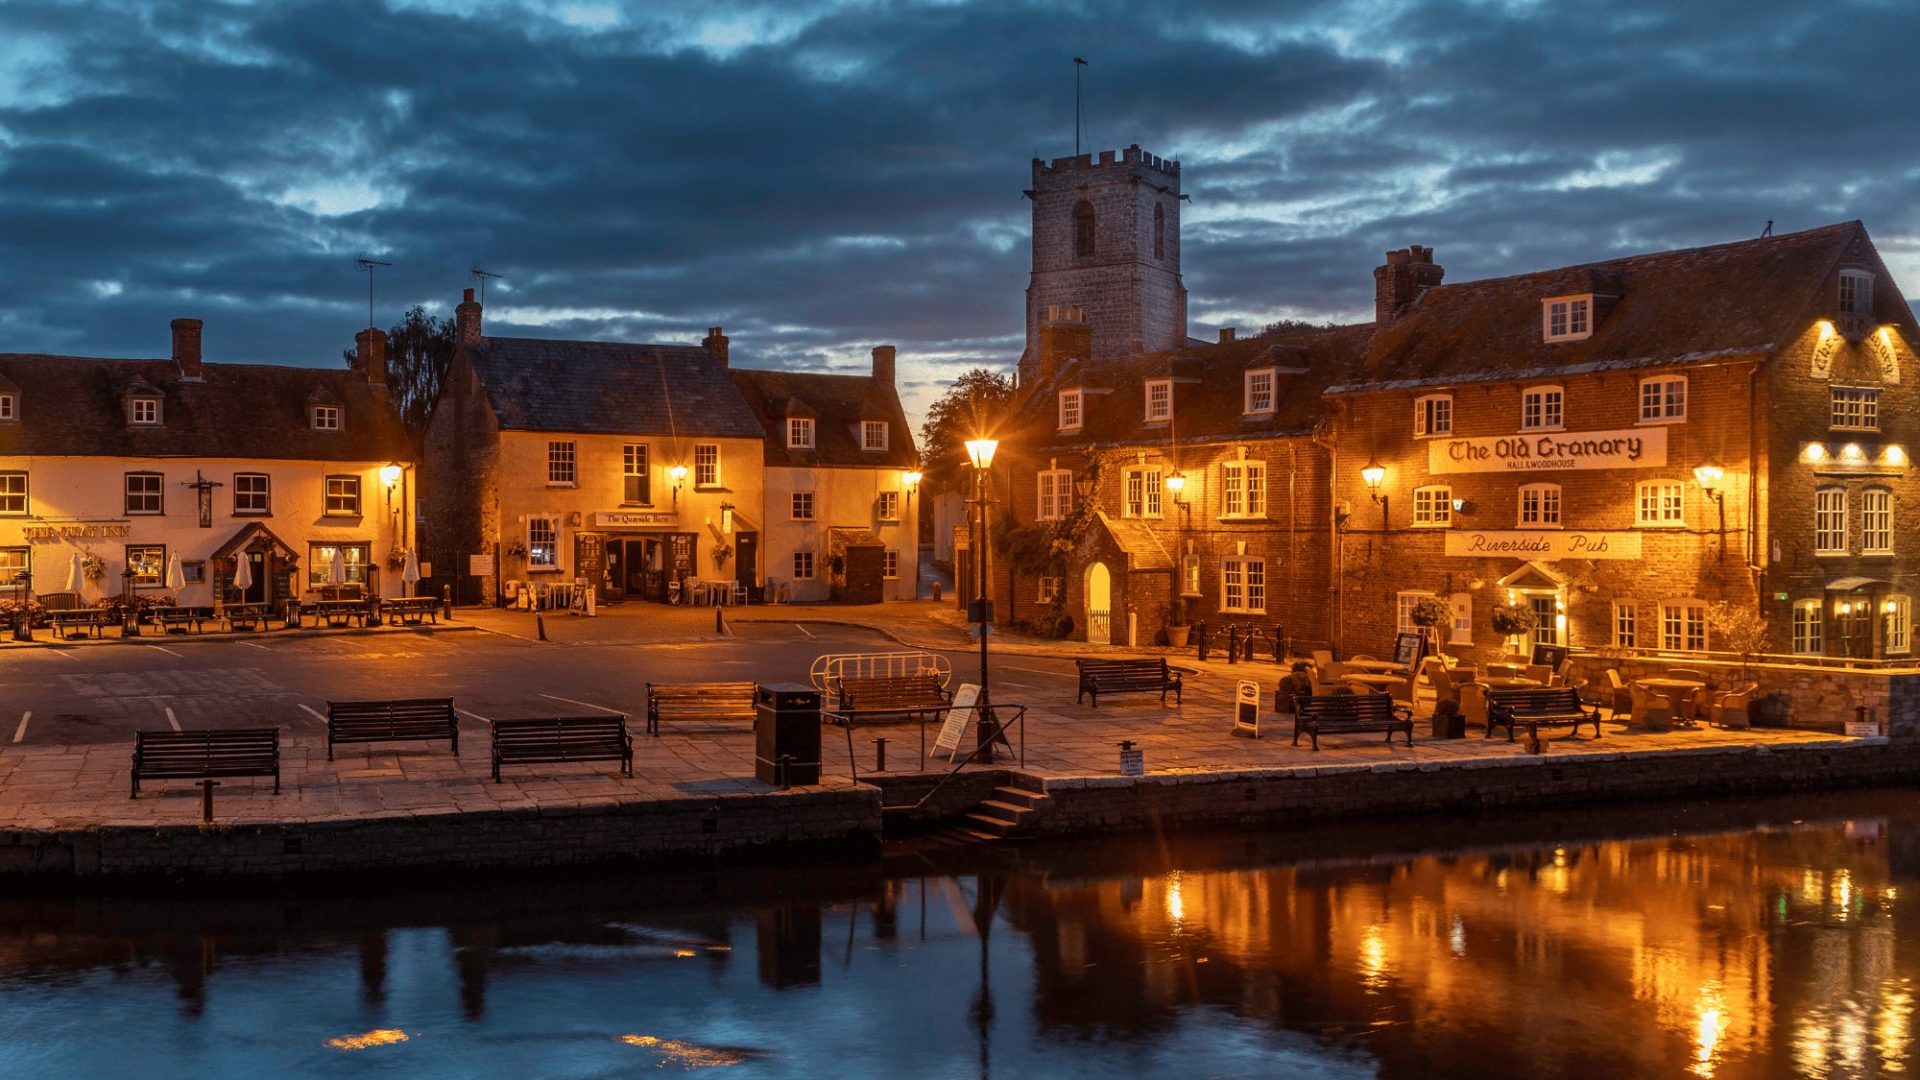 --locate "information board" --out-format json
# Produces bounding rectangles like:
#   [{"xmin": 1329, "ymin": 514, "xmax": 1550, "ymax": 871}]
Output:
[
  {"xmin": 1119, "ymin": 746, "xmax": 1145, "ymax": 776},
  {"xmin": 1530, "ymin": 643, "xmax": 1569, "ymax": 669},
  {"xmin": 933, "ymin": 683, "xmax": 980, "ymax": 758},
  {"xmin": 468, "ymin": 554, "xmax": 491, "ymax": 577},
  {"xmin": 1232, "ymin": 679, "xmax": 1261, "ymax": 739},
  {"xmin": 1392, "ymin": 632, "xmax": 1428, "ymax": 672}
]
